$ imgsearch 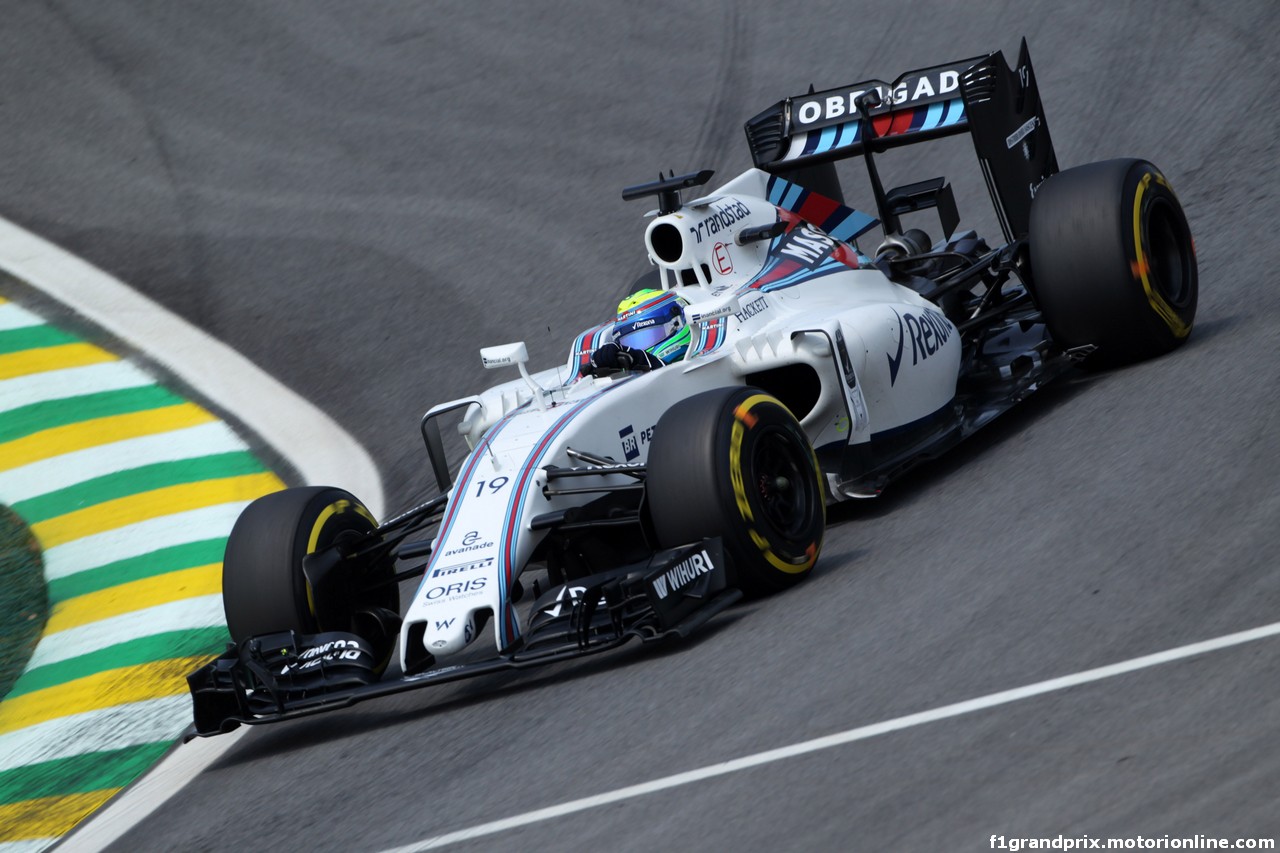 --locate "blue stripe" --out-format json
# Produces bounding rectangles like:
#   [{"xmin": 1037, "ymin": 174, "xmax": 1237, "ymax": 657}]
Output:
[
  {"xmin": 767, "ymin": 176, "xmax": 787, "ymax": 206},
  {"xmin": 815, "ymin": 125, "xmax": 838, "ymax": 154},
  {"xmin": 780, "ymin": 183, "xmax": 804, "ymax": 211},
  {"xmin": 834, "ymin": 120, "xmax": 859, "ymax": 151},
  {"xmin": 942, "ymin": 97, "xmax": 965, "ymax": 126},
  {"xmin": 753, "ymin": 258, "xmax": 847, "ymax": 293},
  {"xmin": 828, "ymin": 210, "xmax": 880, "ymax": 242},
  {"xmin": 921, "ymin": 102, "xmax": 945, "ymax": 131}
]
